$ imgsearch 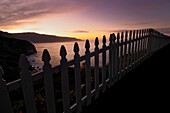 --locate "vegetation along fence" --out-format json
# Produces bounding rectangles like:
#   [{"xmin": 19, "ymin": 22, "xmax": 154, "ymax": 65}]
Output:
[{"xmin": 0, "ymin": 28, "xmax": 170, "ymax": 113}]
